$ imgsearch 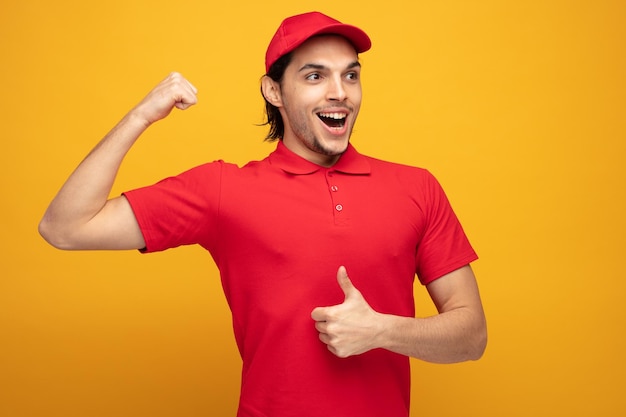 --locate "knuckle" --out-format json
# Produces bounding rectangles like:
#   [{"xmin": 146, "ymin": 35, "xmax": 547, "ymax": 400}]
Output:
[
  {"xmin": 334, "ymin": 348, "xmax": 349, "ymax": 358},
  {"xmin": 325, "ymin": 322, "xmax": 338, "ymax": 335}
]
